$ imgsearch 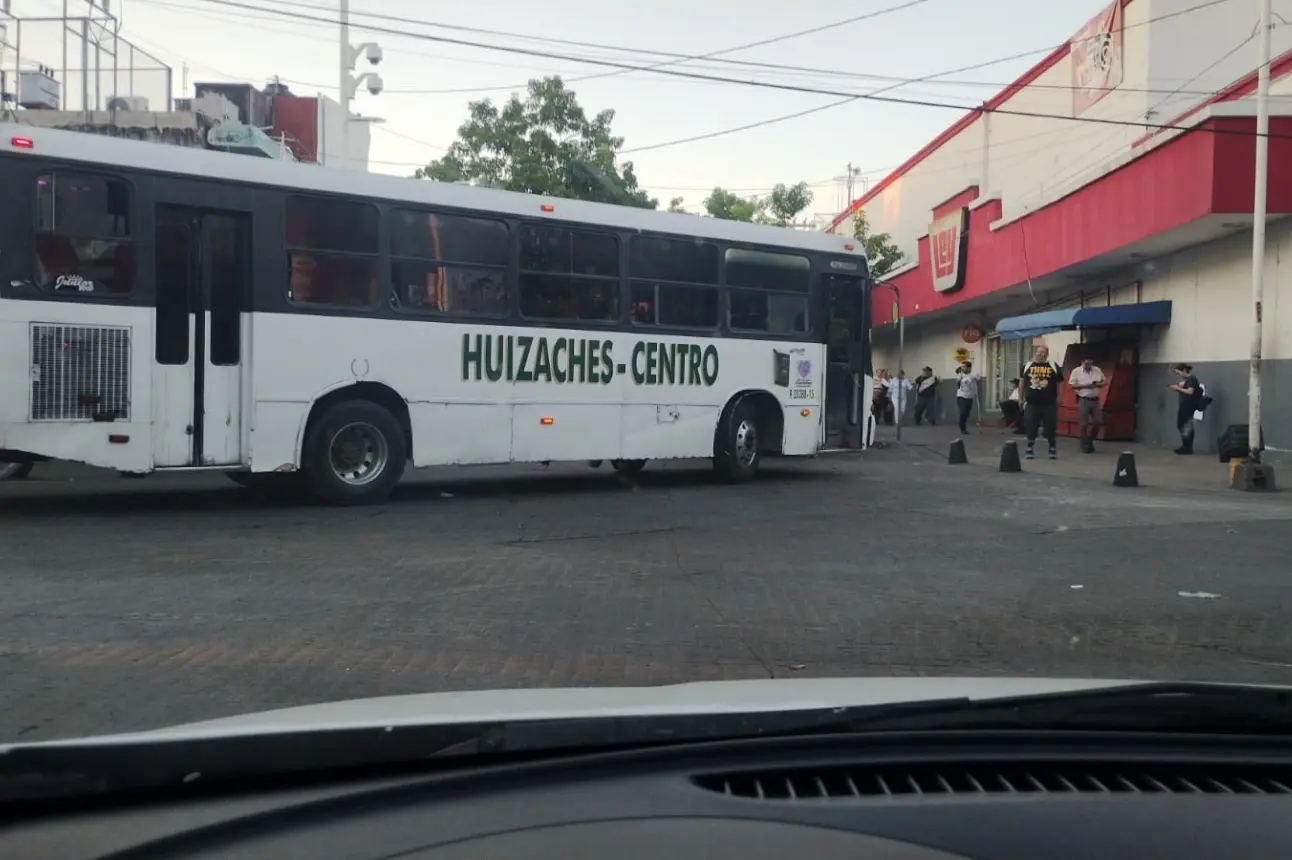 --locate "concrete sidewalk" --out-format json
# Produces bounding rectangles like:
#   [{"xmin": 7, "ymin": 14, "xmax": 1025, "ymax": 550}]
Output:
[{"xmin": 869, "ymin": 421, "xmax": 1281, "ymax": 496}]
